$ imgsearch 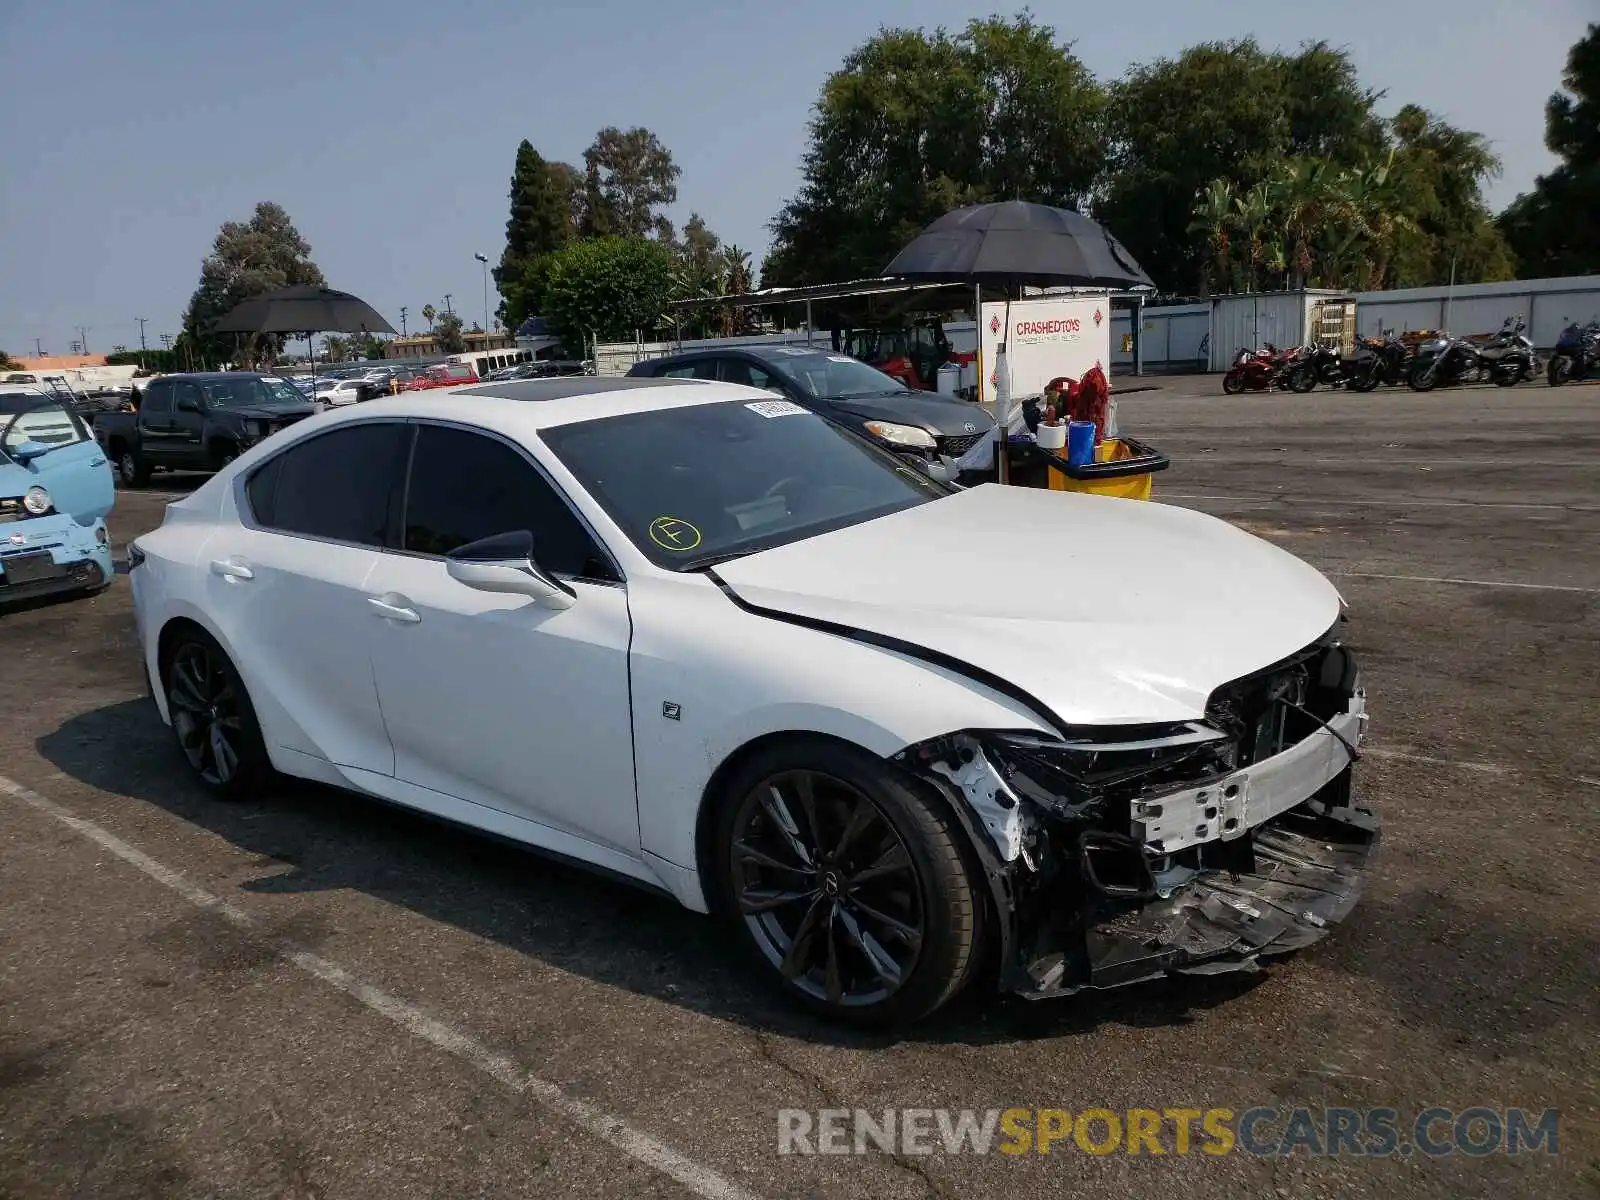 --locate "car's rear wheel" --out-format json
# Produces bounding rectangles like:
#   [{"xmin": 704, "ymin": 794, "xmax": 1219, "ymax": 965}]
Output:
[
  {"xmin": 712, "ymin": 739, "xmax": 984, "ymax": 1025},
  {"xmin": 164, "ymin": 627, "xmax": 270, "ymax": 798}
]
